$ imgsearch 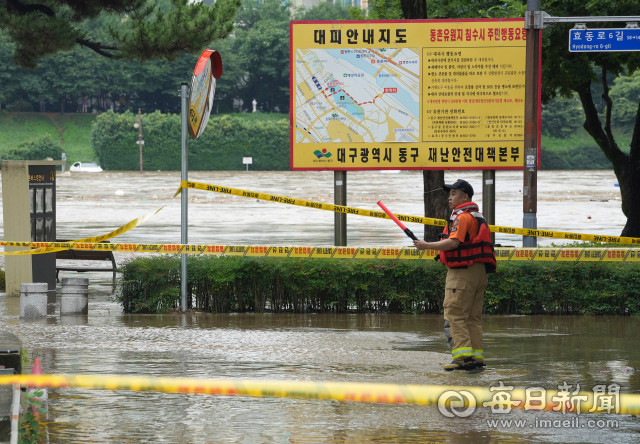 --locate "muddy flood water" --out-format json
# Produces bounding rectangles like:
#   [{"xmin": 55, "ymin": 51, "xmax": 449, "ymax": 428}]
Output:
[{"xmin": 1, "ymin": 170, "xmax": 638, "ymax": 443}]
